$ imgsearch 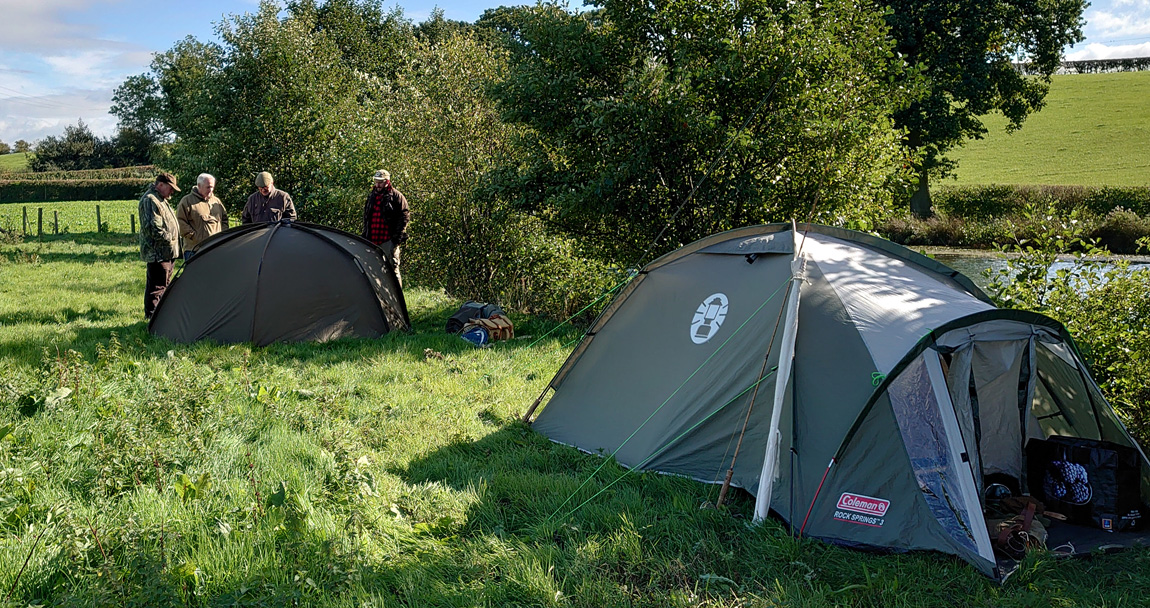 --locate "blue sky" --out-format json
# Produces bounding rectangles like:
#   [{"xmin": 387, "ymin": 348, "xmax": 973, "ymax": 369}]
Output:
[{"xmin": 1, "ymin": 0, "xmax": 1148, "ymax": 145}]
